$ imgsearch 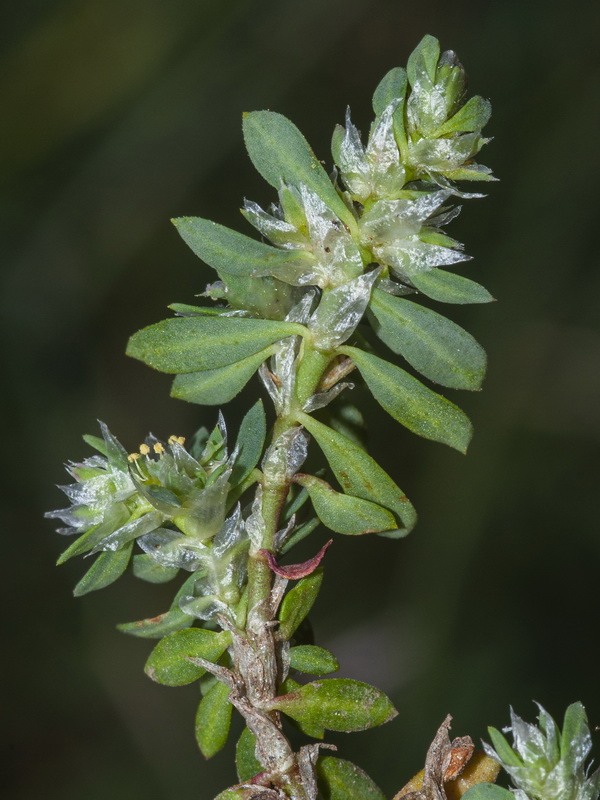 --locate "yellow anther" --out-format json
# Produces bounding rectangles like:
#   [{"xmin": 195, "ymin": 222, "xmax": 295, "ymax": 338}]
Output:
[
  {"xmin": 168, "ymin": 435, "xmax": 186, "ymax": 446},
  {"xmin": 176, "ymin": 436, "xmax": 186, "ymax": 445},
  {"xmin": 153, "ymin": 442, "xmax": 165, "ymax": 455},
  {"xmin": 127, "ymin": 453, "xmax": 140, "ymax": 462},
  {"xmin": 139, "ymin": 443, "xmax": 150, "ymax": 455}
]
